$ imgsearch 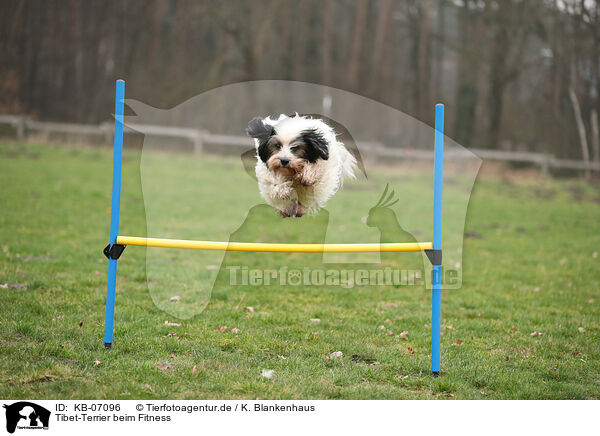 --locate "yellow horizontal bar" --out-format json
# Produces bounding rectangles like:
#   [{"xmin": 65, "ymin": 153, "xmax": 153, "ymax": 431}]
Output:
[{"xmin": 116, "ymin": 236, "xmax": 432, "ymax": 253}]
